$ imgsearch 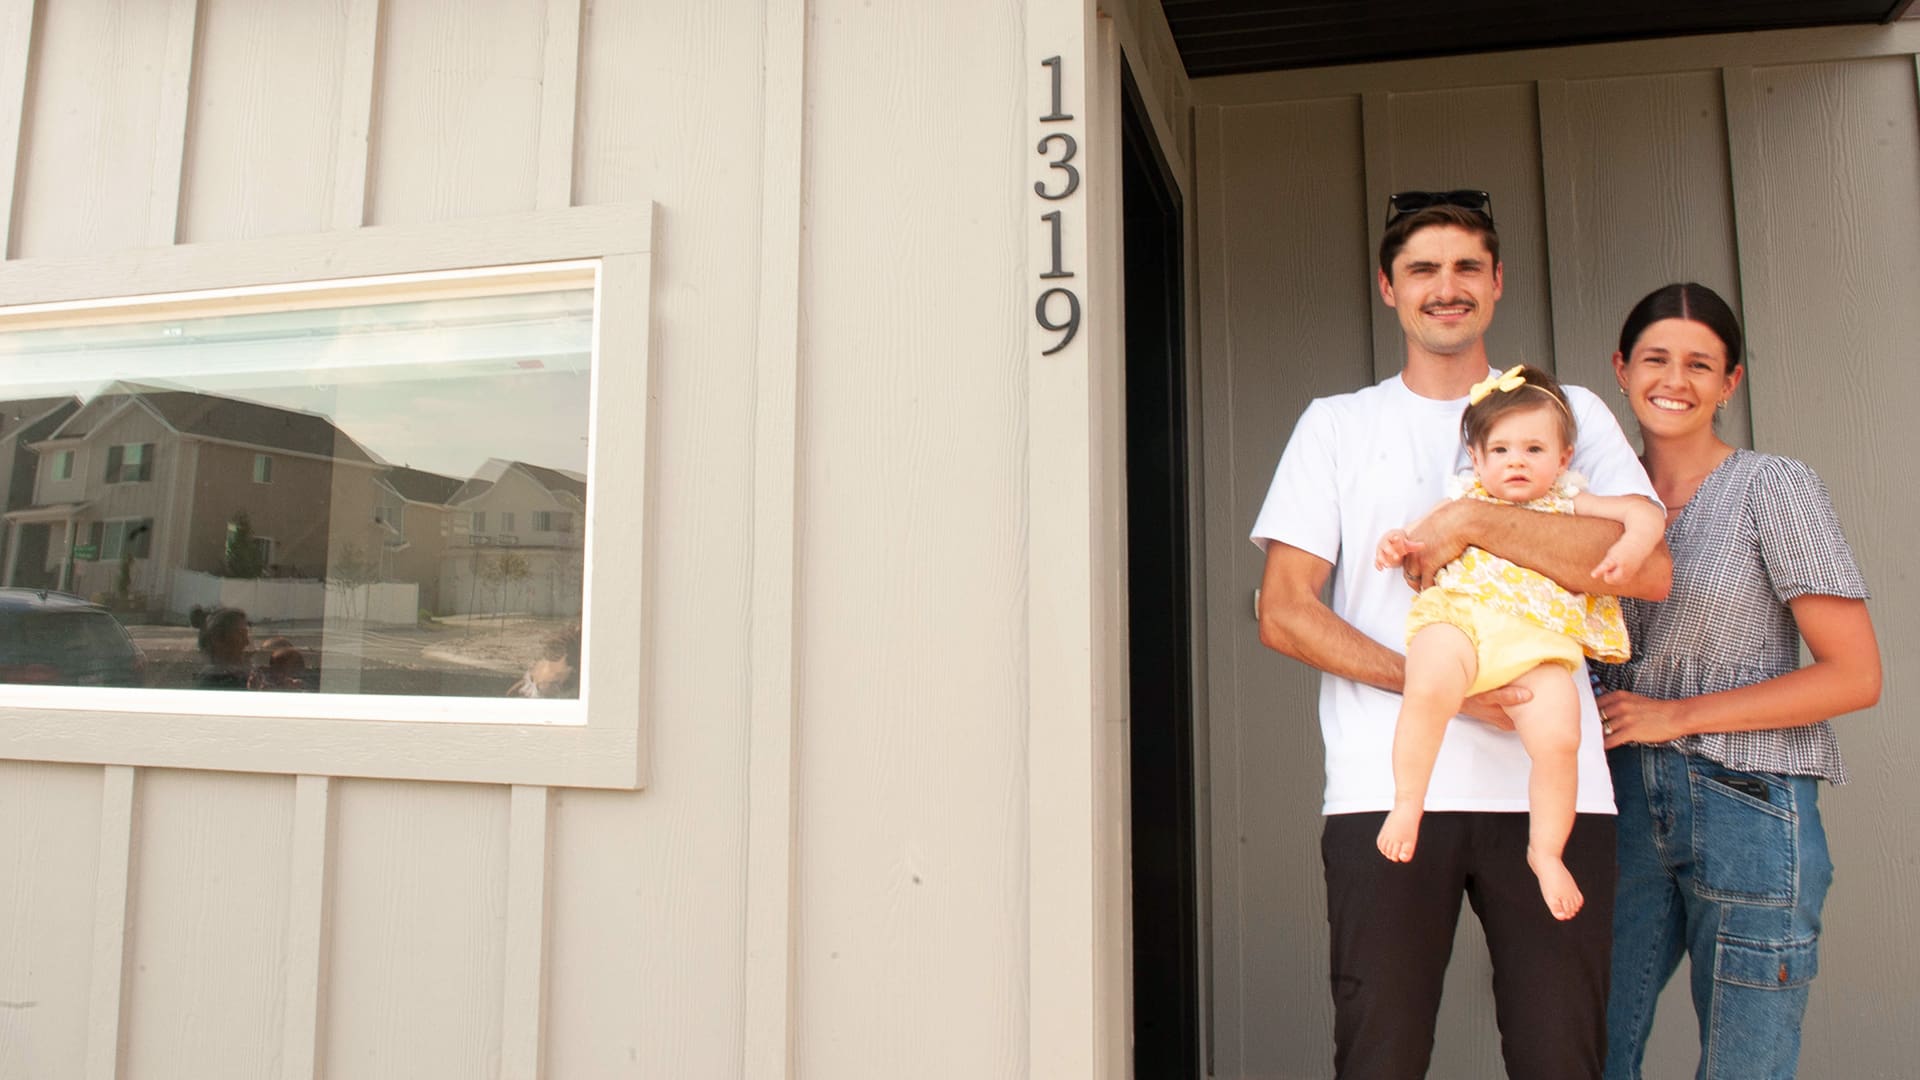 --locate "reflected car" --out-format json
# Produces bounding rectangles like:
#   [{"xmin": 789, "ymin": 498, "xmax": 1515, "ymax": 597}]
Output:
[{"xmin": 0, "ymin": 588, "xmax": 148, "ymax": 687}]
